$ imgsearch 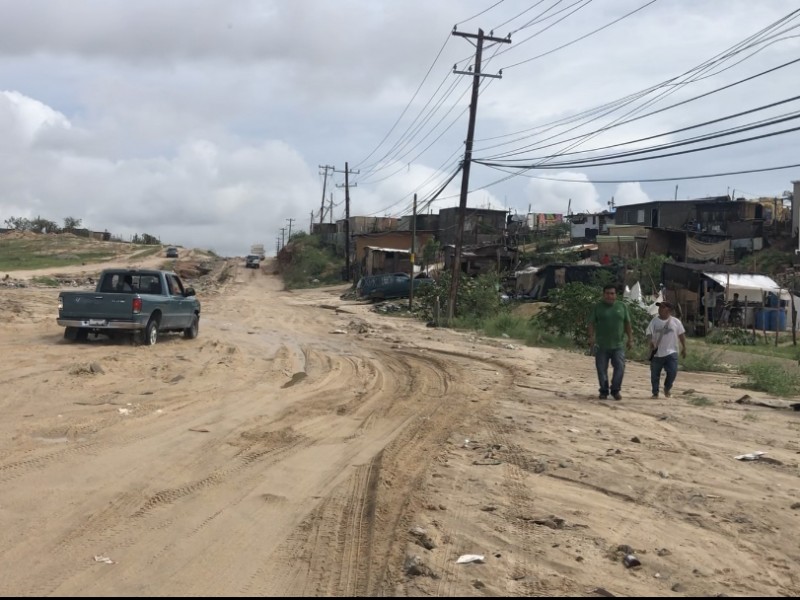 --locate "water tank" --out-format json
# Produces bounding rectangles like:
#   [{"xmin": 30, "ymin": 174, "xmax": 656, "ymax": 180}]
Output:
[
  {"xmin": 769, "ymin": 309, "xmax": 787, "ymax": 332},
  {"xmin": 755, "ymin": 309, "xmax": 767, "ymax": 330},
  {"xmin": 767, "ymin": 293, "xmax": 780, "ymax": 308}
]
